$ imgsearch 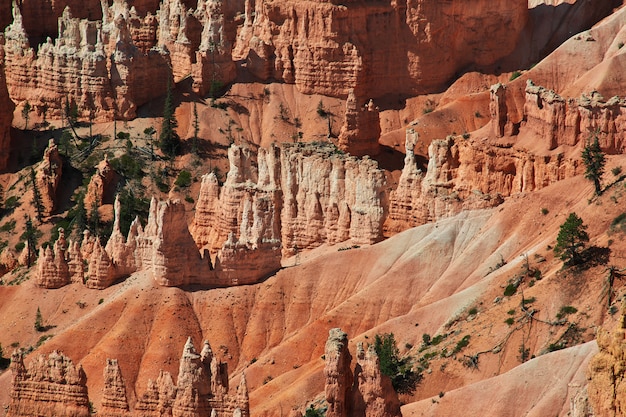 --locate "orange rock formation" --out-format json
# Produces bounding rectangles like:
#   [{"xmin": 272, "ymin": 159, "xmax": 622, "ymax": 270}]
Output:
[
  {"xmin": 6, "ymin": 350, "xmax": 90, "ymax": 417},
  {"xmin": 587, "ymin": 304, "xmax": 626, "ymax": 417},
  {"xmin": 6, "ymin": 339, "xmax": 249, "ymax": 417},
  {"xmin": 324, "ymin": 329, "xmax": 401, "ymax": 417}
]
